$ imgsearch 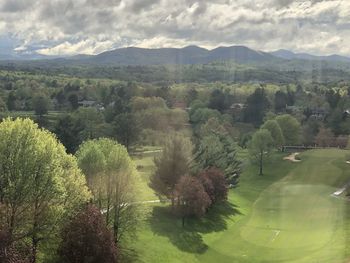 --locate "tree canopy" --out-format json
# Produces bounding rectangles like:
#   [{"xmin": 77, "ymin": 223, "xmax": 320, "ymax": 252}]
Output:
[
  {"xmin": 76, "ymin": 138, "xmax": 138, "ymax": 244},
  {"xmin": 249, "ymin": 129, "xmax": 274, "ymax": 176},
  {"xmin": 149, "ymin": 134, "xmax": 193, "ymax": 203},
  {"xmin": 0, "ymin": 118, "xmax": 90, "ymax": 262},
  {"xmin": 261, "ymin": 119, "xmax": 285, "ymax": 147},
  {"xmin": 275, "ymin": 114, "xmax": 301, "ymax": 145}
]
